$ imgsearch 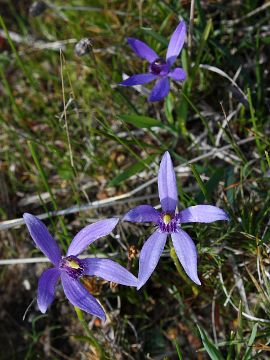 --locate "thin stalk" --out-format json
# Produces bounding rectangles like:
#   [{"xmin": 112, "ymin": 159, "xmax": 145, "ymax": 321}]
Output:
[
  {"xmin": 28, "ymin": 141, "xmax": 69, "ymax": 249},
  {"xmin": 74, "ymin": 307, "xmax": 105, "ymax": 359},
  {"xmin": 0, "ymin": 65, "xmax": 25, "ymax": 125},
  {"xmin": 0, "ymin": 15, "xmax": 36, "ymax": 89},
  {"xmin": 60, "ymin": 50, "xmax": 74, "ymax": 169},
  {"xmin": 247, "ymin": 88, "xmax": 266, "ymax": 173},
  {"xmin": 189, "ymin": 163, "xmax": 211, "ymax": 202},
  {"xmin": 188, "ymin": 0, "xmax": 195, "ymax": 57},
  {"xmin": 181, "ymin": 91, "xmax": 215, "ymax": 145},
  {"xmin": 170, "ymin": 247, "xmax": 199, "ymax": 296}
]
